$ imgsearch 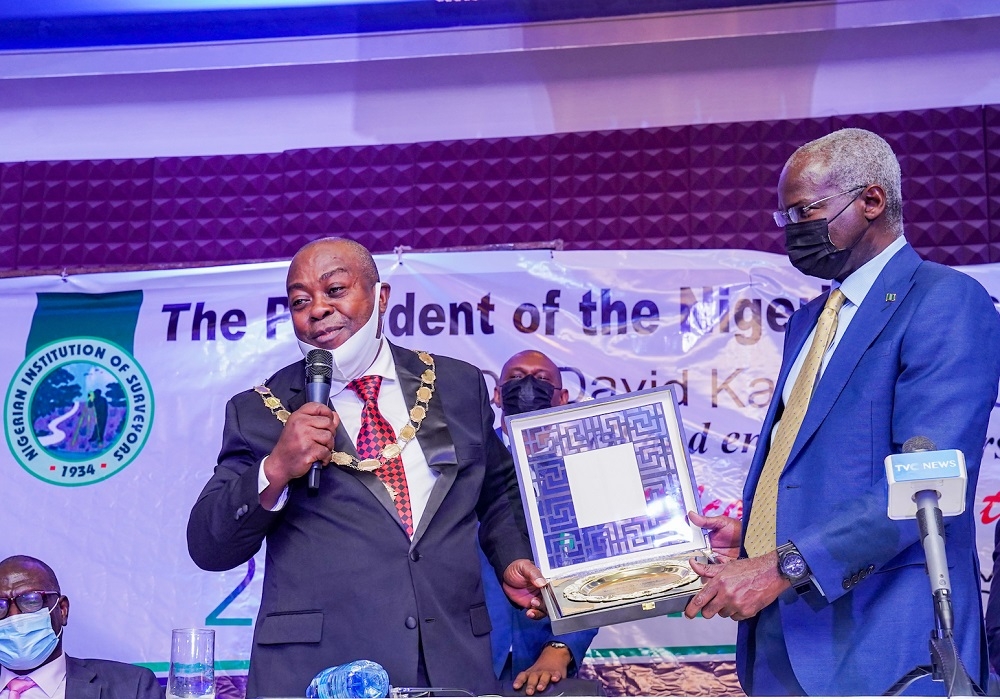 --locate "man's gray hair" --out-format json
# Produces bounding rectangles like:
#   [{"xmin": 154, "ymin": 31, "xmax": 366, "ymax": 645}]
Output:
[{"xmin": 792, "ymin": 128, "xmax": 903, "ymax": 230}]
